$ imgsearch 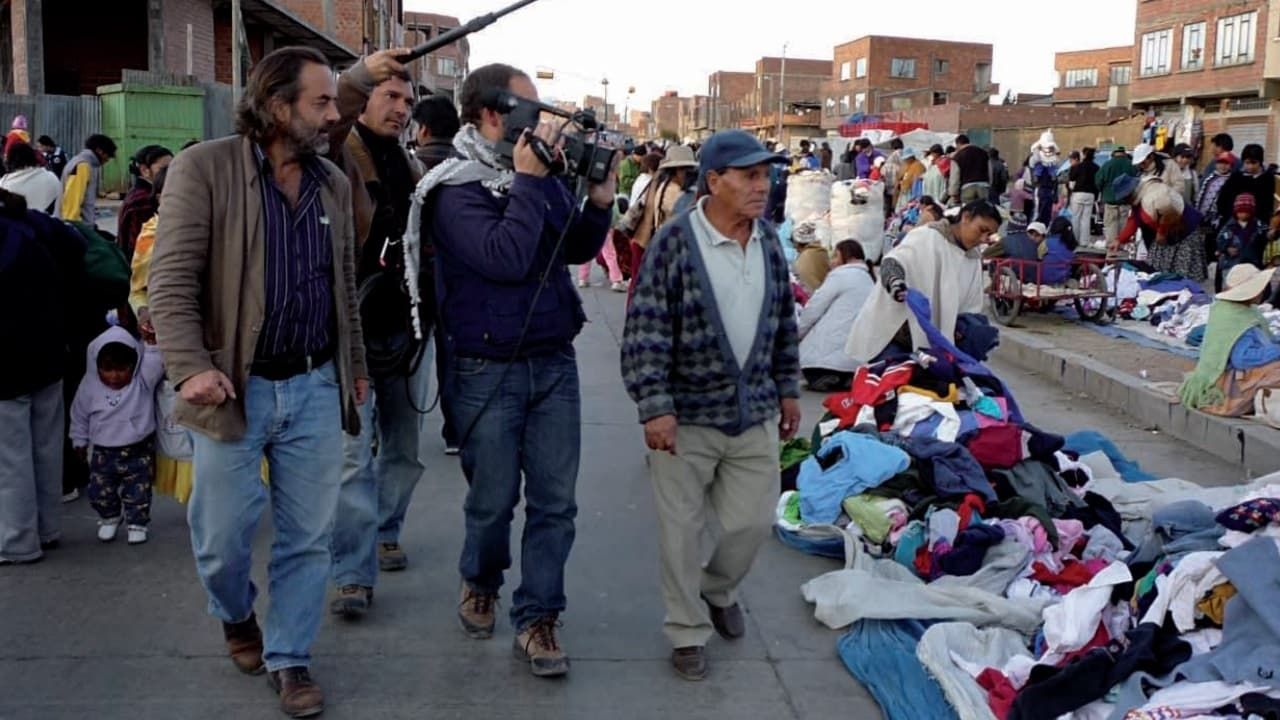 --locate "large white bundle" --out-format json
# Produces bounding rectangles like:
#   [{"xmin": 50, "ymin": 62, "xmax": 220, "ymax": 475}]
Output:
[
  {"xmin": 785, "ymin": 171, "xmax": 834, "ymax": 249},
  {"xmin": 830, "ymin": 179, "xmax": 887, "ymax": 262}
]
